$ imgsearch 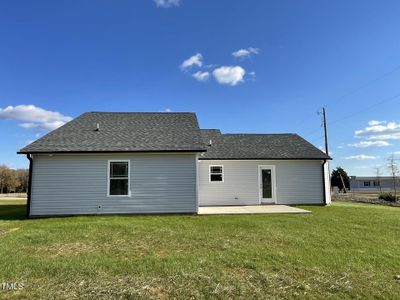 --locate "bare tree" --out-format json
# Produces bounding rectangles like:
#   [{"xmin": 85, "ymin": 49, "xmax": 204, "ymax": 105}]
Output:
[
  {"xmin": 16, "ymin": 169, "xmax": 29, "ymax": 192},
  {"xmin": 374, "ymin": 166, "xmax": 382, "ymax": 192},
  {"xmin": 0, "ymin": 165, "xmax": 23, "ymax": 193},
  {"xmin": 0, "ymin": 165, "xmax": 8, "ymax": 193},
  {"xmin": 4, "ymin": 169, "xmax": 19, "ymax": 193},
  {"xmin": 387, "ymin": 154, "xmax": 399, "ymax": 200}
]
